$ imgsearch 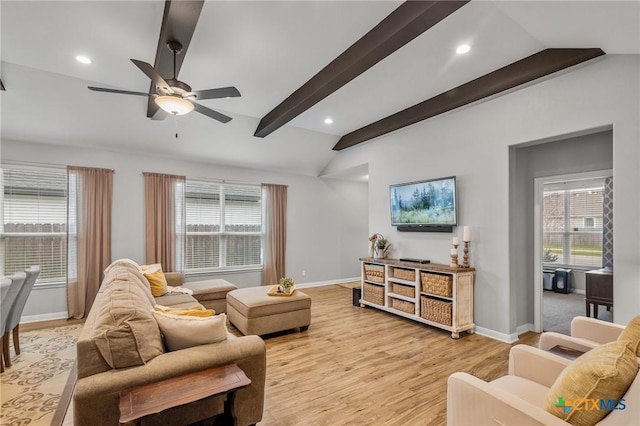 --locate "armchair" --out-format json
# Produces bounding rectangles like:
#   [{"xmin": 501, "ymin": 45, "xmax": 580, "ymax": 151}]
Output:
[
  {"xmin": 447, "ymin": 344, "xmax": 640, "ymax": 425},
  {"xmin": 540, "ymin": 316, "xmax": 625, "ymax": 354}
]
